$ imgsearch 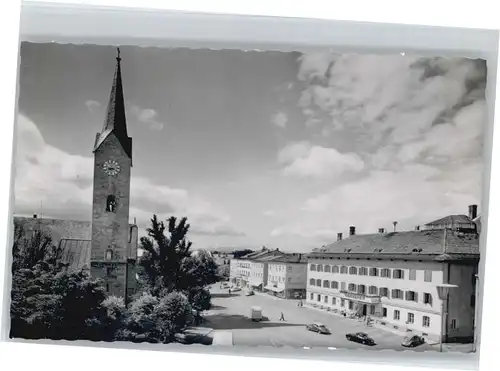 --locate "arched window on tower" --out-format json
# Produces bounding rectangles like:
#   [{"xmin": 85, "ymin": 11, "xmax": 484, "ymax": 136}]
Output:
[
  {"xmin": 106, "ymin": 195, "xmax": 117, "ymax": 213},
  {"xmin": 105, "ymin": 248, "xmax": 113, "ymax": 260}
]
